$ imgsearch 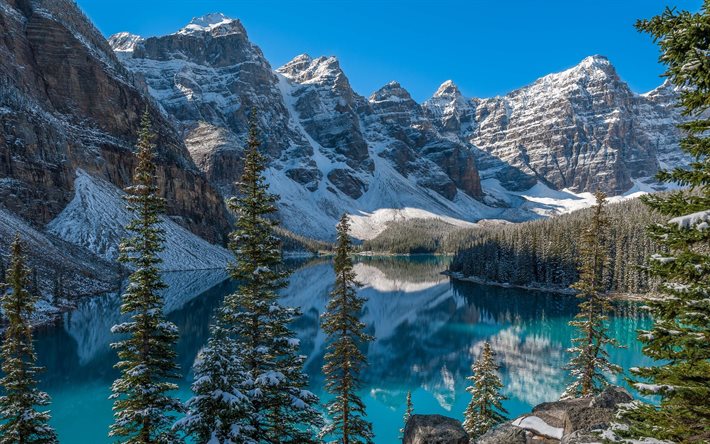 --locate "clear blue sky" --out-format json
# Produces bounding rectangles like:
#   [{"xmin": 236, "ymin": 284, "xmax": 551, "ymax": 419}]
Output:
[{"xmin": 76, "ymin": 0, "xmax": 703, "ymax": 102}]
